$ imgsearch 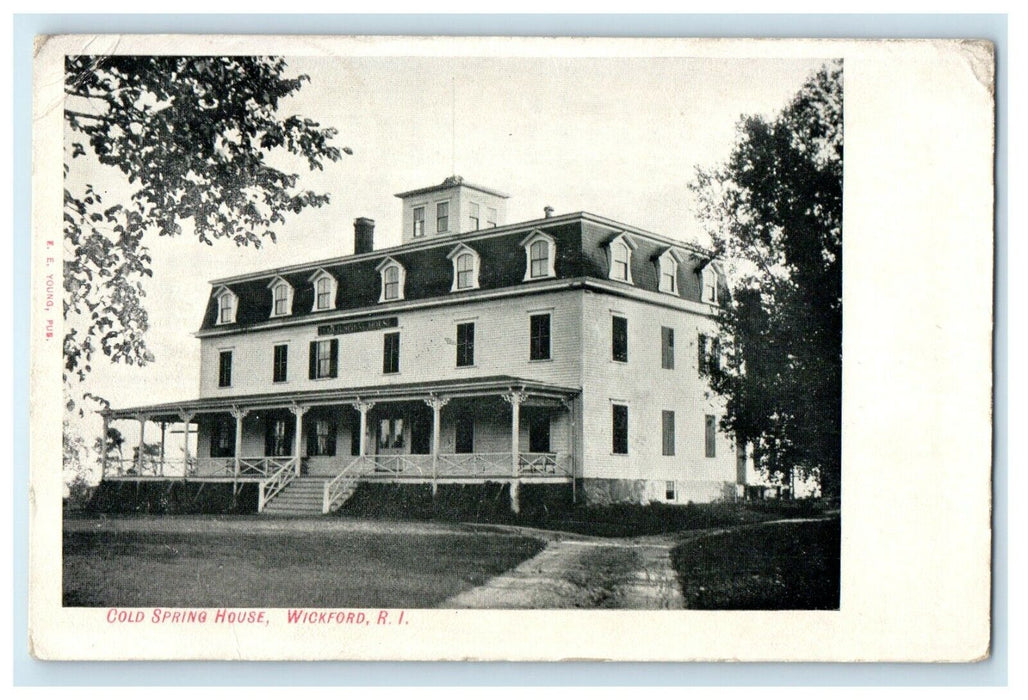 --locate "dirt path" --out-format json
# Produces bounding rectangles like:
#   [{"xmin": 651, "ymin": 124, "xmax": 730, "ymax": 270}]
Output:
[
  {"xmin": 444, "ymin": 529, "xmax": 710, "ymax": 609},
  {"xmin": 445, "ymin": 518, "xmax": 835, "ymax": 609}
]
